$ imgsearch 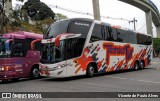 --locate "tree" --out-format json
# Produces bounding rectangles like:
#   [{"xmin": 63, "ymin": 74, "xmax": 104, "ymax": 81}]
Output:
[
  {"xmin": 0, "ymin": 0, "xmax": 24, "ymax": 34},
  {"xmin": 55, "ymin": 13, "xmax": 68, "ymax": 20},
  {"xmin": 22, "ymin": 0, "xmax": 55, "ymax": 21},
  {"xmin": 0, "ymin": 0, "xmax": 6, "ymax": 34},
  {"xmin": 153, "ymin": 38, "xmax": 160, "ymax": 56}
]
